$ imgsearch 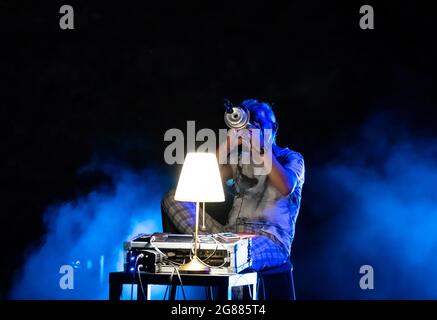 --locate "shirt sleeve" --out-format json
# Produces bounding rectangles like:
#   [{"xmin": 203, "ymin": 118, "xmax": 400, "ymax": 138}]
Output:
[{"xmin": 281, "ymin": 150, "xmax": 305, "ymax": 187}]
